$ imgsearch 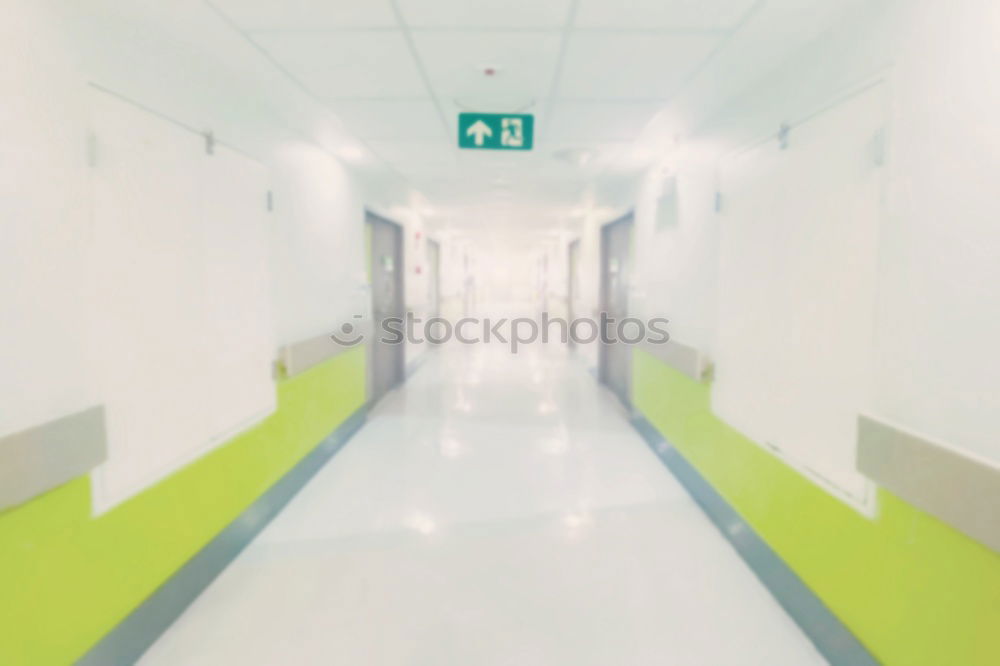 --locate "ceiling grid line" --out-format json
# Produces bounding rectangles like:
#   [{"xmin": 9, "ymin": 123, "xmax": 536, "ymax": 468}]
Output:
[
  {"xmin": 387, "ymin": 0, "xmax": 456, "ymax": 144},
  {"xmin": 539, "ymin": 0, "xmax": 582, "ymax": 140},
  {"xmin": 202, "ymin": 0, "xmax": 427, "ymax": 198},
  {"xmin": 547, "ymin": 0, "xmax": 766, "ymax": 200},
  {"xmin": 658, "ymin": 0, "xmax": 769, "ymax": 117}
]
